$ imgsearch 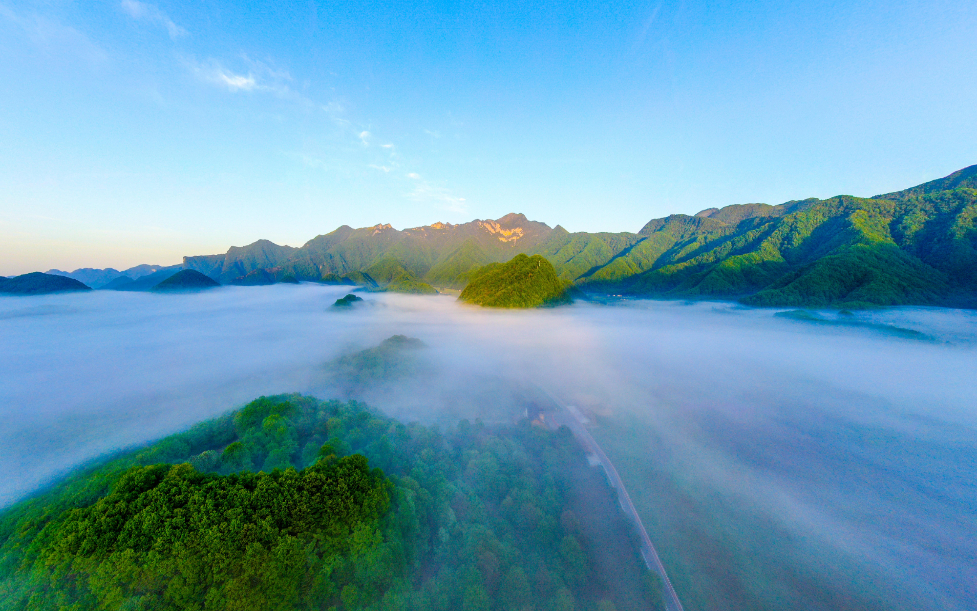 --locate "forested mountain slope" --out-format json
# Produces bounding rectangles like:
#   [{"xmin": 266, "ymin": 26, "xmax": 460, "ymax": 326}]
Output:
[
  {"xmin": 183, "ymin": 239, "xmax": 297, "ymax": 284},
  {"xmin": 0, "ymin": 394, "xmax": 663, "ymax": 611}
]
